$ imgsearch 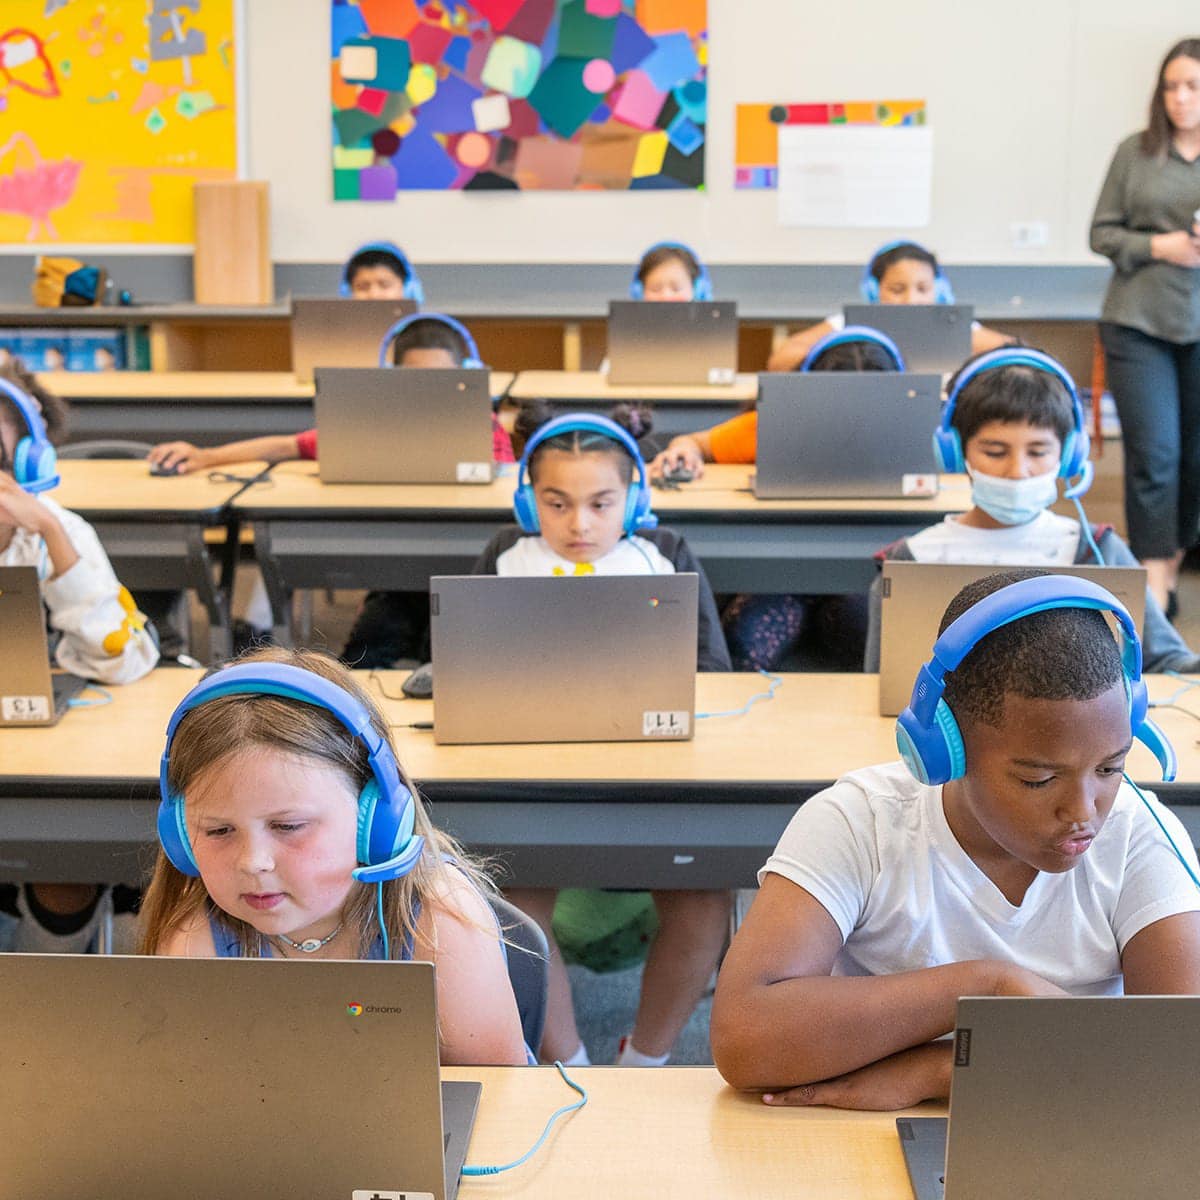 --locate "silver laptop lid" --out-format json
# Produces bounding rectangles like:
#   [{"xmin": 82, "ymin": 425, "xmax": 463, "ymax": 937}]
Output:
[
  {"xmin": 315, "ymin": 366, "xmax": 494, "ymax": 485},
  {"xmin": 291, "ymin": 297, "xmax": 418, "ymax": 383},
  {"xmin": 431, "ymin": 573, "xmax": 698, "ymax": 744},
  {"xmin": 0, "ymin": 954, "xmax": 458, "ymax": 1200},
  {"xmin": 0, "ymin": 565, "xmax": 79, "ymax": 727},
  {"xmin": 879, "ymin": 561, "xmax": 1148, "ymax": 716},
  {"xmin": 754, "ymin": 373, "xmax": 941, "ymax": 499},
  {"xmin": 944, "ymin": 996, "xmax": 1200, "ymax": 1199},
  {"xmin": 607, "ymin": 300, "xmax": 738, "ymax": 386},
  {"xmin": 843, "ymin": 304, "xmax": 974, "ymax": 374}
]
